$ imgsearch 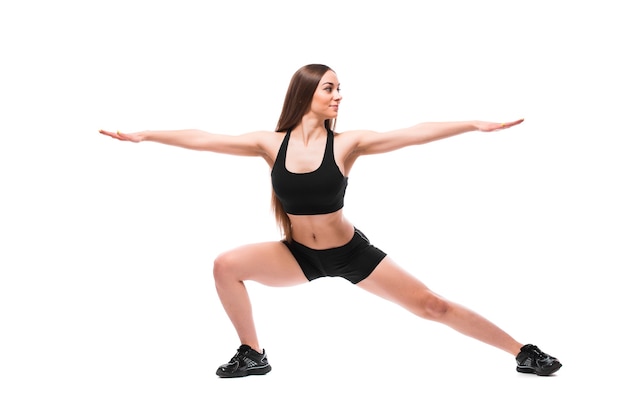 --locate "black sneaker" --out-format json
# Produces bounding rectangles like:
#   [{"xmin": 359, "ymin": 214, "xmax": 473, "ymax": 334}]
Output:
[
  {"xmin": 216, "ymin": 344, "xmax": 272, "ymax": 378},
  {"xmin": 516, "ymin": 344, "xmax": 562, "ymax": 376}
]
